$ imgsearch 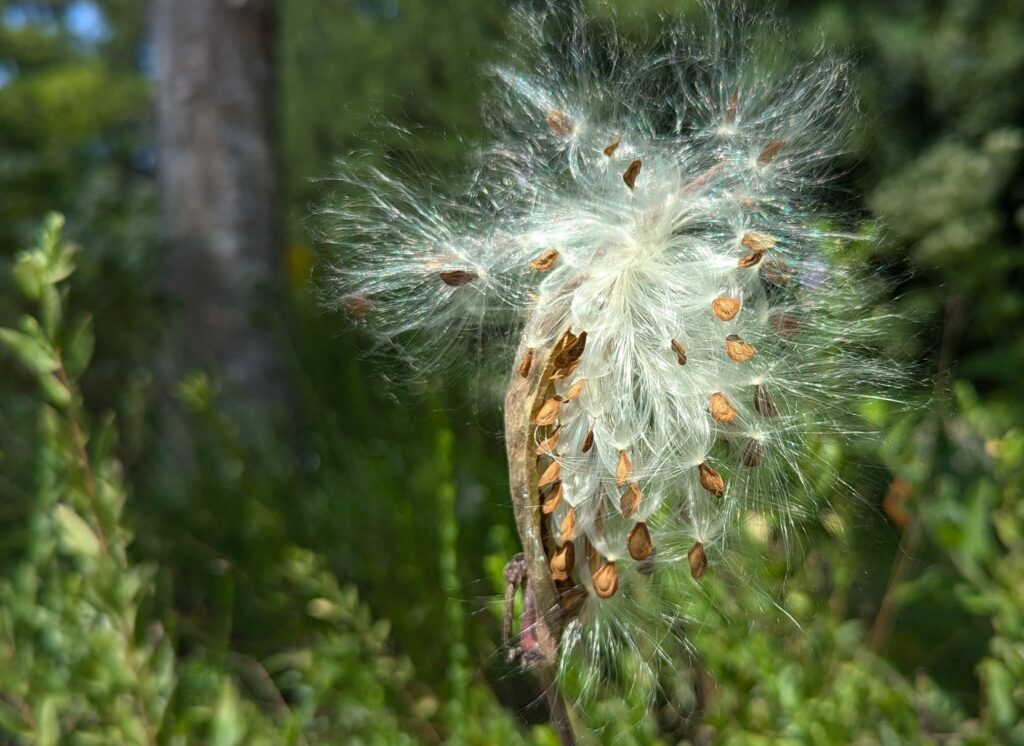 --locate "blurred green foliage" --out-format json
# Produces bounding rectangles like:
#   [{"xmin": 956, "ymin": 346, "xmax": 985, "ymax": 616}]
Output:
[{"xmin": 1, "ymin": 0, "xmax": 1023, "ymax": 743}]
